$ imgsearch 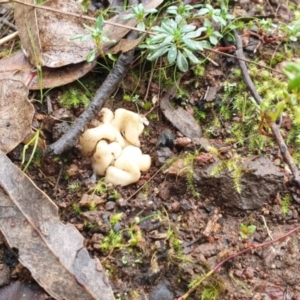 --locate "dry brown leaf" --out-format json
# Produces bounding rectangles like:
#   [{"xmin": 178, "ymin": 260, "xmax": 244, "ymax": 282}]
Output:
[
  {"xmin": 160, "ymin": 86, "xmax": 202, "ymax": 139},
  {"xmin": 108, "ymin": 36, "xmax": 144, "ymax": 54},
  {"xmin": 14, "ymin": 0, "xmax": 95, "ymax": 68},
  {"xmin": 0, "ymin": 281, "xmax": 49, "ymax": 300},
  {"xmin": 0, "ymin": 150, "xmax": 115, "ymax": 300},
  {"xmin": 0, "ymin": 79, "xmax": 34, "ymax": 153},
  {"xmin": 0, "ymin": 51, "xmax": 96, "ymax": 90},
  {"xmin": 14, "ymin": 0, "xmax": 163, "ymax": 68}
]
